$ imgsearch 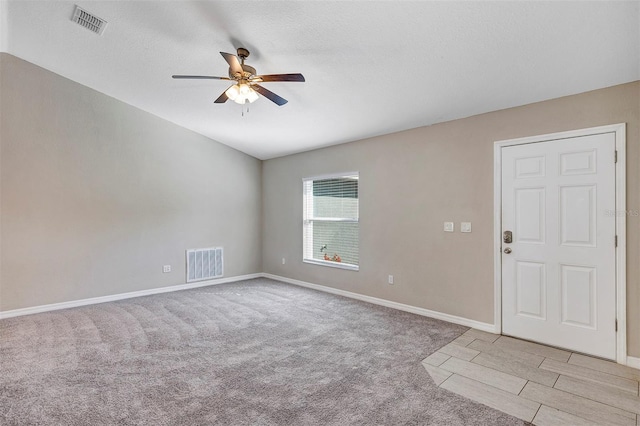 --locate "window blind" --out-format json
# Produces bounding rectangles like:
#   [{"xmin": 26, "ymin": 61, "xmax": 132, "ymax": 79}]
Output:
[{"xmin": 303, "ymin": 173, "xmax": 359, "ymax": 268}]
